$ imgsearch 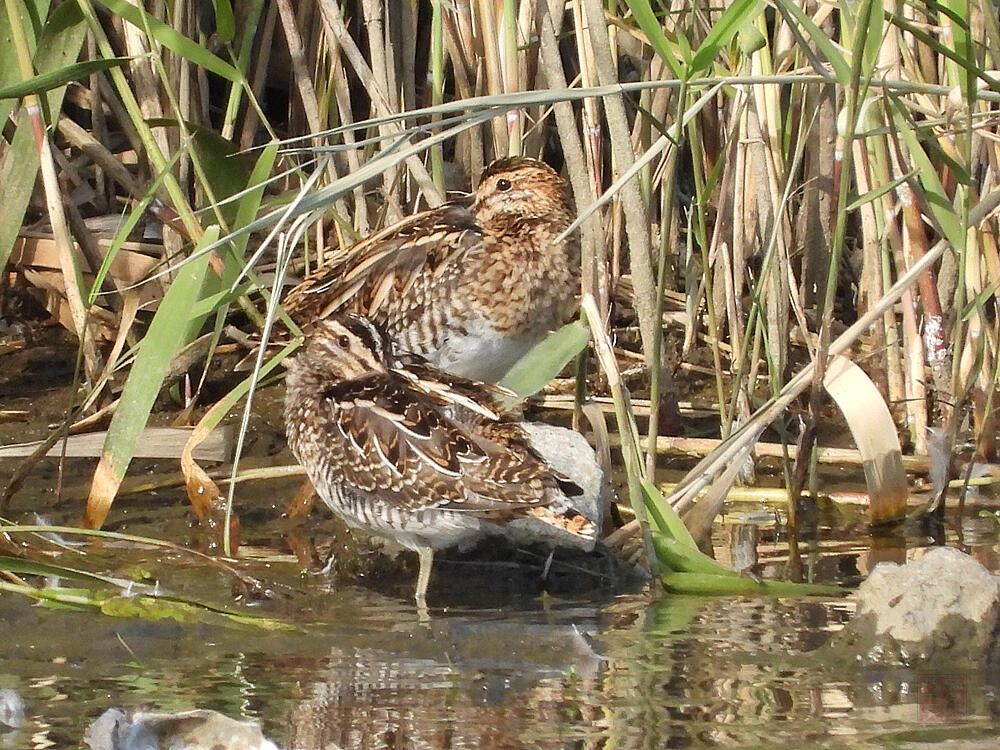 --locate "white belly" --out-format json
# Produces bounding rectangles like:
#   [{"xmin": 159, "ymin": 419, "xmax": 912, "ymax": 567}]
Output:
[
  {"xmin": 431, "ymin": 320, "xmax": 540, "ymax": 383},
  {"xmin": 320, "ymin": 483, "xmax": 487, "ymax": 552}
]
